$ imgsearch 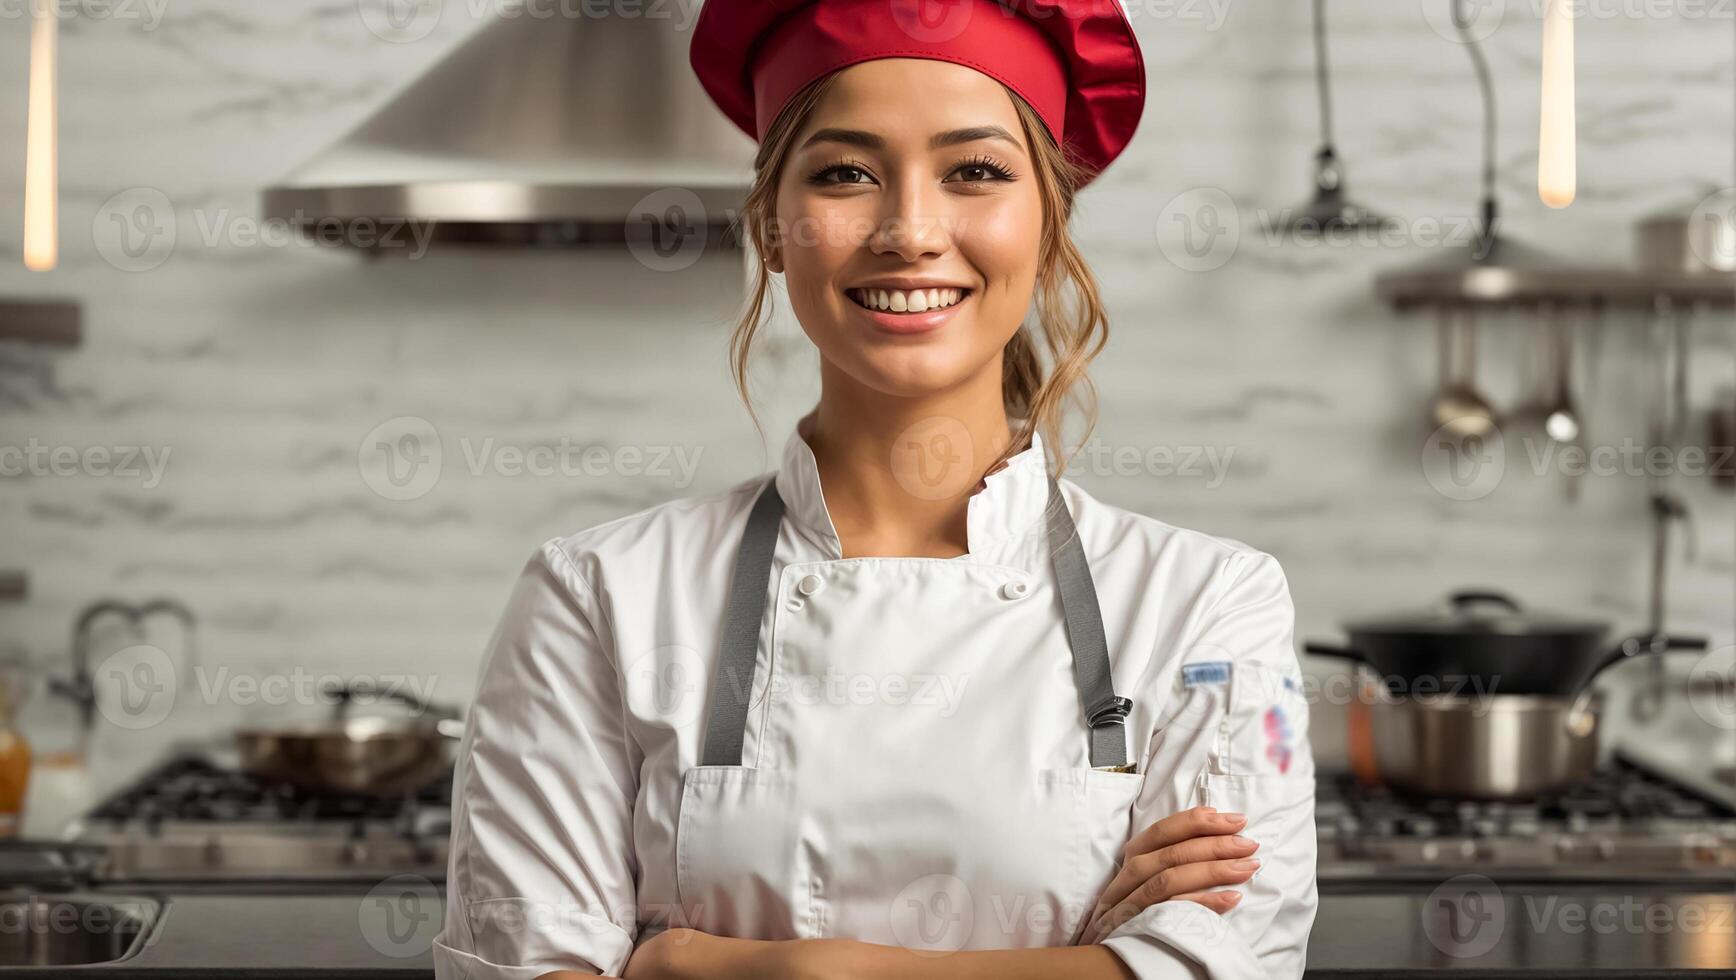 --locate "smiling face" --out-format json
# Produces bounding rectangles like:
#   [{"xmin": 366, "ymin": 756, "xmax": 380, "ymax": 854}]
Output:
[{"xmin": 764, "ymin": 58, "xmax": 1046, "ymax": 399}]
